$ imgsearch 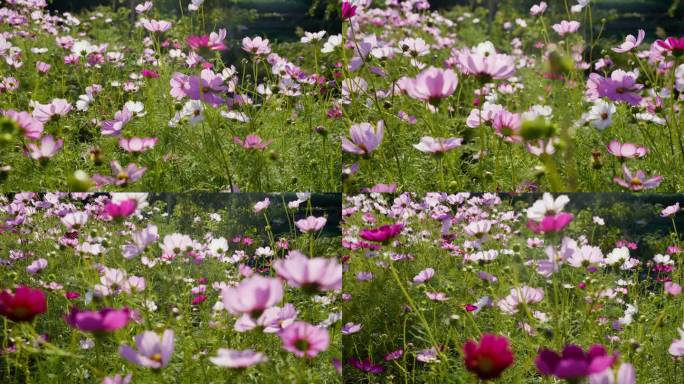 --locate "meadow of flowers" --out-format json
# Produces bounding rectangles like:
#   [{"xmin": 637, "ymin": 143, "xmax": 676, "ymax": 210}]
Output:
[
  {"xmin": 340, "ymin": 0, "xmax": 684, "ymax": 193},
  {"xmin": 342, "ymin": 192, "xmax": 684, "ymax": 383},
  {"xmin": 0, "ymin": 192, "xmax": 342, "ymax": 383},
  {"xmin": 0, "ymin": 0, "xmax": 341, "ymax": 191}
]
